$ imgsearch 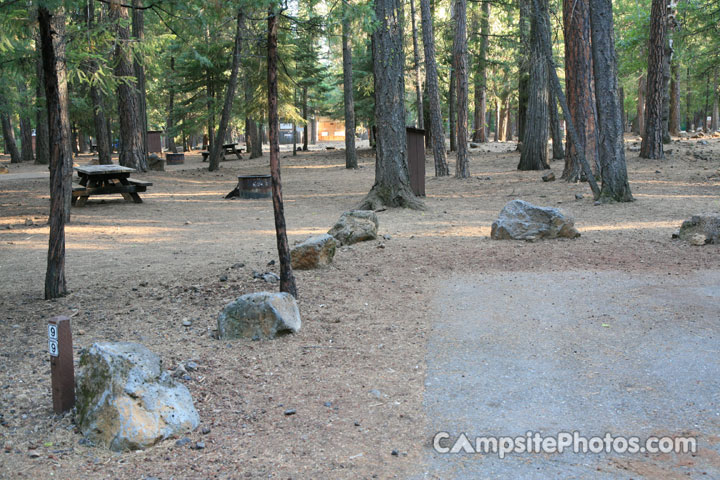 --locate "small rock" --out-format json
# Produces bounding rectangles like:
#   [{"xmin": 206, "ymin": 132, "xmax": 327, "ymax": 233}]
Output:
[
  {"xmin": 24, "ymin": 218, "xmax": 34, "ymax": 226},
  {"xmin": 655, "ymin": 170, "xmax": 661, "ymax": 174},
  {"xmin": 541, "ymin": 171, "xmax": 556, "ymax": 182},
  {"xmin": 28, "ymin": 450, "xmax": 41, "ymax": 458},
  {"xmin": 469, "ymin": 142, "xmax": 479, "ymax": 148},
  {"xmin": 217, "ymin": 292, "xmax": 301, "ymax": 340},
  {"xmin": 267, "ymin": 259, "xmax": 276, "ymax": 266},
  {"xmin": 328, "ymin": 210, "xmax": 379, "ymax": 245},
  {"xmin": 231, "ymin": 263, "xmax": 245, "ymax": 269},
  {"xmin": 184, "ymin": 221, "xmax": 192, "ymax": 225},
  {"xmin": 201, "ymin": 426, "xmax": 211, "ymax": 435},
  {"xmin": 575, "ymin": 193, "xmax": 584, "ymax": 200},
  {"xmin": 369, "ymin": 389, "xmax": 382, "ymax": 399},
  {"xmin": 182, "ymin": 318, "xmax": 192, "ymax": 327},
  {"xmin": 698, "ymin": 140, "xmax": 708, "ymax": 145},
  {"xmin": 284, "ymin": 409, "xmax": 296, "ymax": 416},
  {"xmin": 175, "ymin": 437, "xmax": 191, "ymax": 447},
  {"xmin": 323, "ymin": 402, "xmax": 332, "ymax": 407},
  {"xmin": 354, "ymin": 421, "xmax": 361, "ymax": 427},
  {"xmin": 219, "ymin": 274, "xmax": 228, "ymax": 282},
  {"xmin": 594, "ymin": 200, "xmax": 601, "ymax": 206},
  {"xmin": 192, "ymin": 441, "xmax": 205, "ymax": 450},
  {"xmin": 290, "ymin": 234, "xmax": 337, "ymax": 270},
  {"xmin": 383, "ymin": 234, "xmax": 392, "ymax": 240},
  {"xmin": 391, "ymin": 449, "xmax": 399, "ymax": 456},
  {"xmin": 491, "ymin": 199, "xmax": 580, "ymax": 240},
  {"xmin": 689, "ymin": 233, "xmax": 707, "ymax": 246}
]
